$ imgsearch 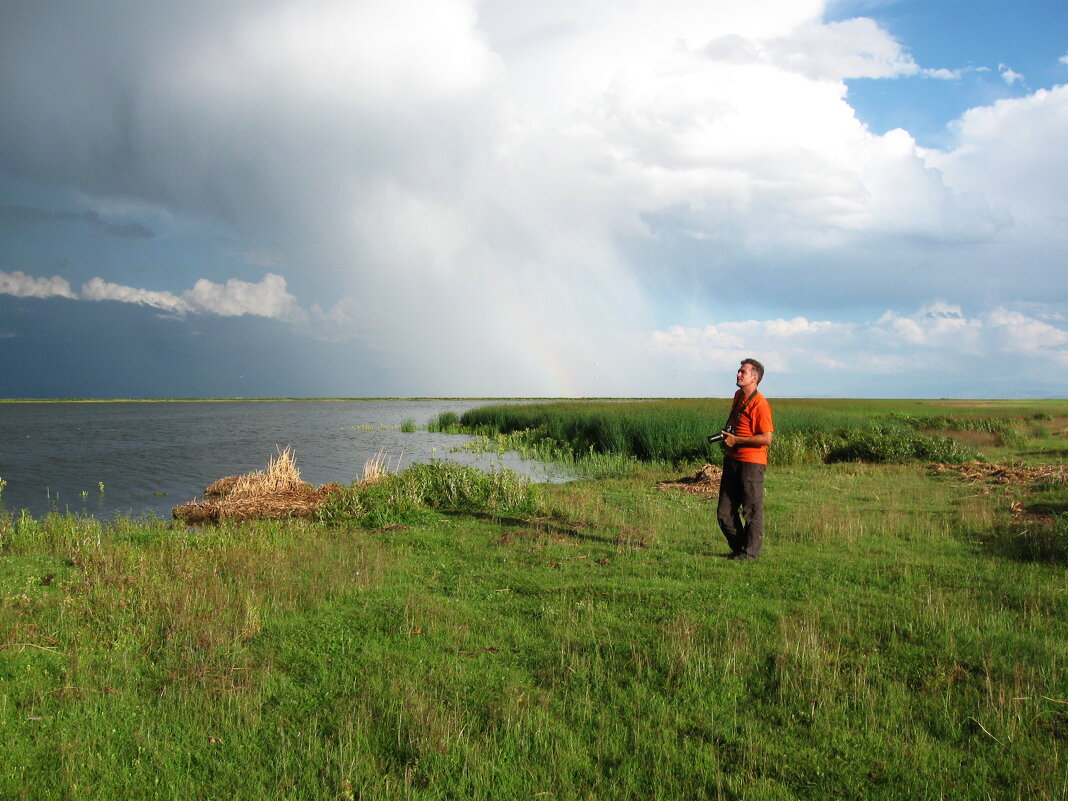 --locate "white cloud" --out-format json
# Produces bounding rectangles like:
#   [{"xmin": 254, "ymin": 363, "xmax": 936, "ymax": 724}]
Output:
[
  {"xmin": 0, "ymin": 6, "xmax": 1003, "ymax": 249},
  {"xmin": 646, "ymin": 317, "xmax": 849, "ymax": 380},
  {"xmin": 998, "ymin": 63, "xmax": 1025, "ymax": 85},
  {"xmin": 764, "ymin": 17, "xmax": 919, "ymax": 80},
  {"xmin": 875, "ymin": 304, "xmax": 981, "ymax": 351},
  {"xmin": 647, "ymin": 304, "xmax": 1068, "ymax": 394},
  {"xmin": 983, "ymin": 308, "xmax": 1068, "ymax": 356},
  {"xmin": 0, "ymin": 2, "xmax": 963, "ymax": 260},
  {"xmin": 182, "ymin": 274, "xmax": 306, "ymax": 321},
  {"xmin": 931, "ymin": 85, "xmax": 1068, "ymax": 232},
  {"xmin": 239, "ymin": 0, "xmax": 498, "ymax": 103},
  {"xmin": 922, "ymin": 67, "xmax": 963, "ymax": 80},
  {"xmin": 6, "ymin": 270, "xmax": 305, "ymax": 322},
  {"xmin": 81, "ymin": 277, "xmax": 192, "ymax": 314},
  {"xmin": 700, "ymin": 16, "xmax": 917, "ymax": 80},
  {"xmin": 0, "ymin": 270, "xmax": 76, "ymax": 299}
]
